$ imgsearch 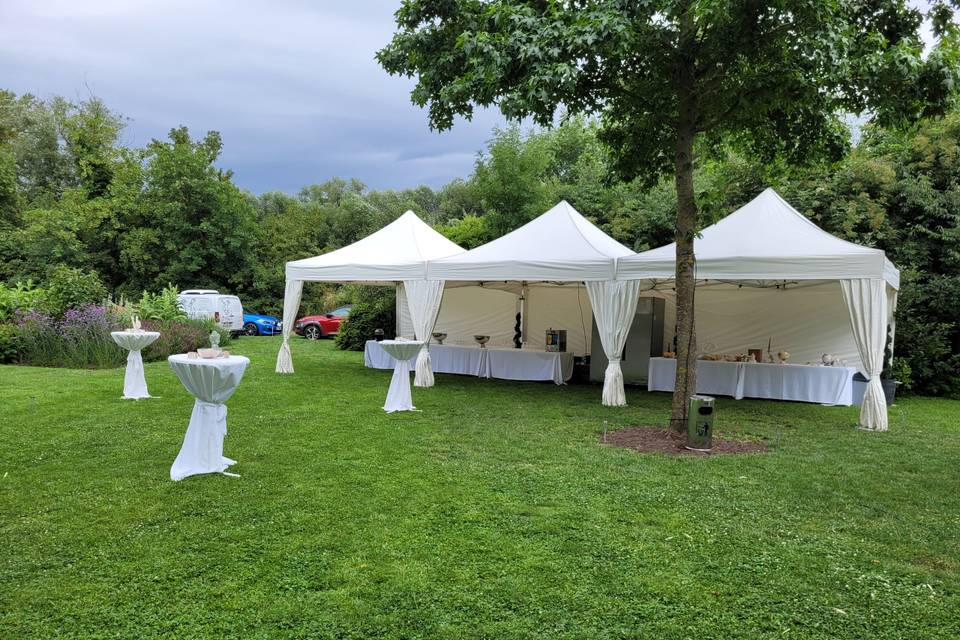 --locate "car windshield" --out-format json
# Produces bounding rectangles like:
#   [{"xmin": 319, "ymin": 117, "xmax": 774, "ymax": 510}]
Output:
[{"xmin": 328, "ymin": 306, "xmax": 351, "ymax": 317}]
